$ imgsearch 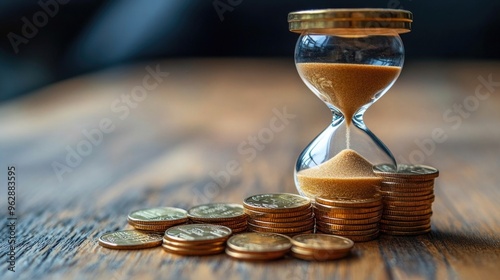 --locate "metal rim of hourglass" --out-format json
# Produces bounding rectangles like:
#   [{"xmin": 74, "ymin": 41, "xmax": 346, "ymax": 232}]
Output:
[{"xmin": 288, "ymin": 8, "xmax": 413, "ymax": 35}]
